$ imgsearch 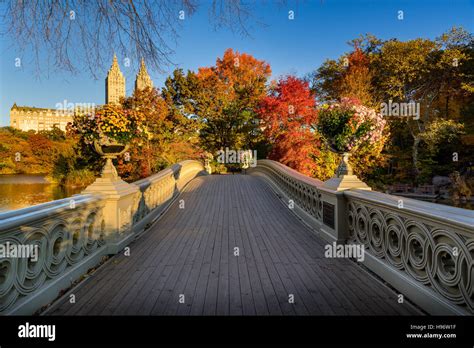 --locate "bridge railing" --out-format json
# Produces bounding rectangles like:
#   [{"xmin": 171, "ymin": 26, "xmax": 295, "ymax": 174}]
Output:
[
  {"xmin": 248, "ymin": 159, "xmax": 347, "ymax": 243},
  {"xmin": 0, "ymin": 160, "xmax": 205, "ymax": 315},
  {"xmin": 249, "ymin": 159, "xmax": 474, "ymax": 315},
  {"xmin": 346, "ymin": 190, "xmax": 474, "ymax": 315},
  {"xmin": 132, "ymin": 160, "xmax": 206, "ymax": 234}
]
